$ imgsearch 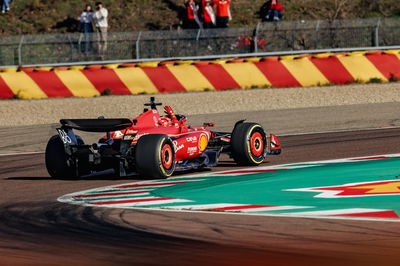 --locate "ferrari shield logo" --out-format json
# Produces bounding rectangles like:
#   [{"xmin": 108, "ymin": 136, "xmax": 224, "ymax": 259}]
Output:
[{"xmin": 286, "ymin": 180, "xmax": 400, "ymax": 198}]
